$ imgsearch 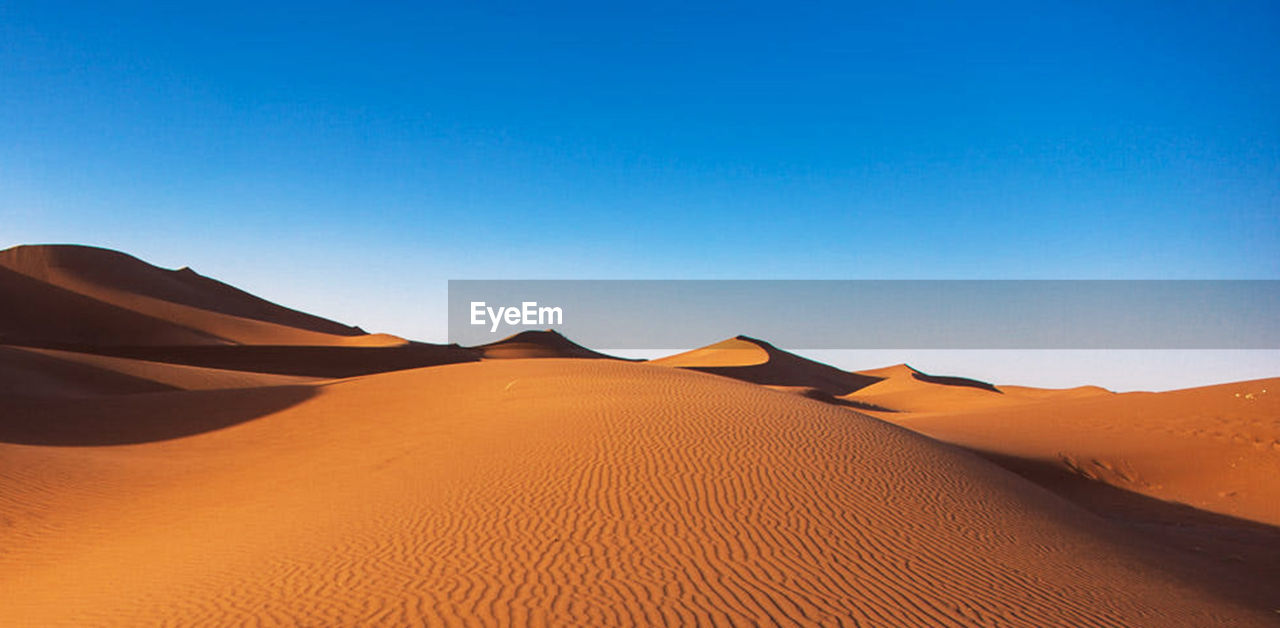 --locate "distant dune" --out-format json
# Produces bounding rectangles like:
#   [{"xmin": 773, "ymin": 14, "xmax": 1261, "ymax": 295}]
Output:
[
  {"xmin": 476, "ymin": 329, "xmax": 624, "ymax": 360},
  {"xmin": 845, "ymin": 363, "xmax": 1107, "ymax": 414},
  {"xmin": 0, "ymin": 244, "xmax": 1275, "ymax": 626},
  {"xmin": 652, "ymin": 335, "xmax": 883, "ymax": 395}
]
